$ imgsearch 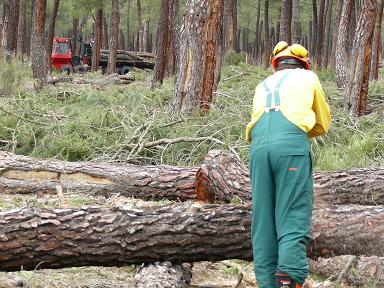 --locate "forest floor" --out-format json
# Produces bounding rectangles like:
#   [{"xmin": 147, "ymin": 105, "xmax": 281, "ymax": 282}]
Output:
[{"xmin": 0, "ymin": 58, "xmax": 383, "ymax": 287}]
